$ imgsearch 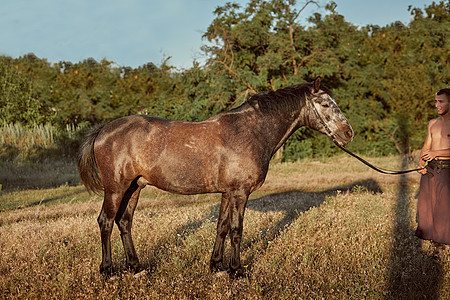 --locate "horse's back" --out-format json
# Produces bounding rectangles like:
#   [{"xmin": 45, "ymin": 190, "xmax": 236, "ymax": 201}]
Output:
[
  {"xmin": 93, "ymin": 115, "xmax": 222, "ymax": 193},
  {"xmin": 93, "ymin": 114, "xmax": 267, "ymax": 195}
]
